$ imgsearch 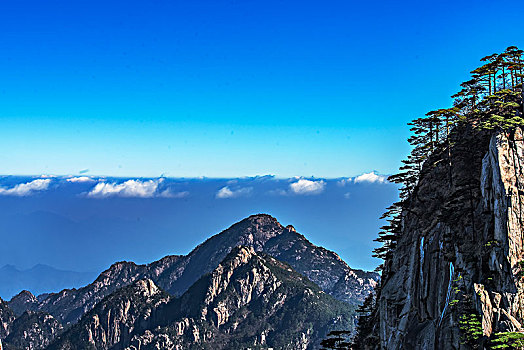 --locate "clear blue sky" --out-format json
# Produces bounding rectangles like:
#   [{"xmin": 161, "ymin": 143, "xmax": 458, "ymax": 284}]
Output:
[{"xmin": 1, "ymin": 0, "xmax": 523, "ymax": 177}]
